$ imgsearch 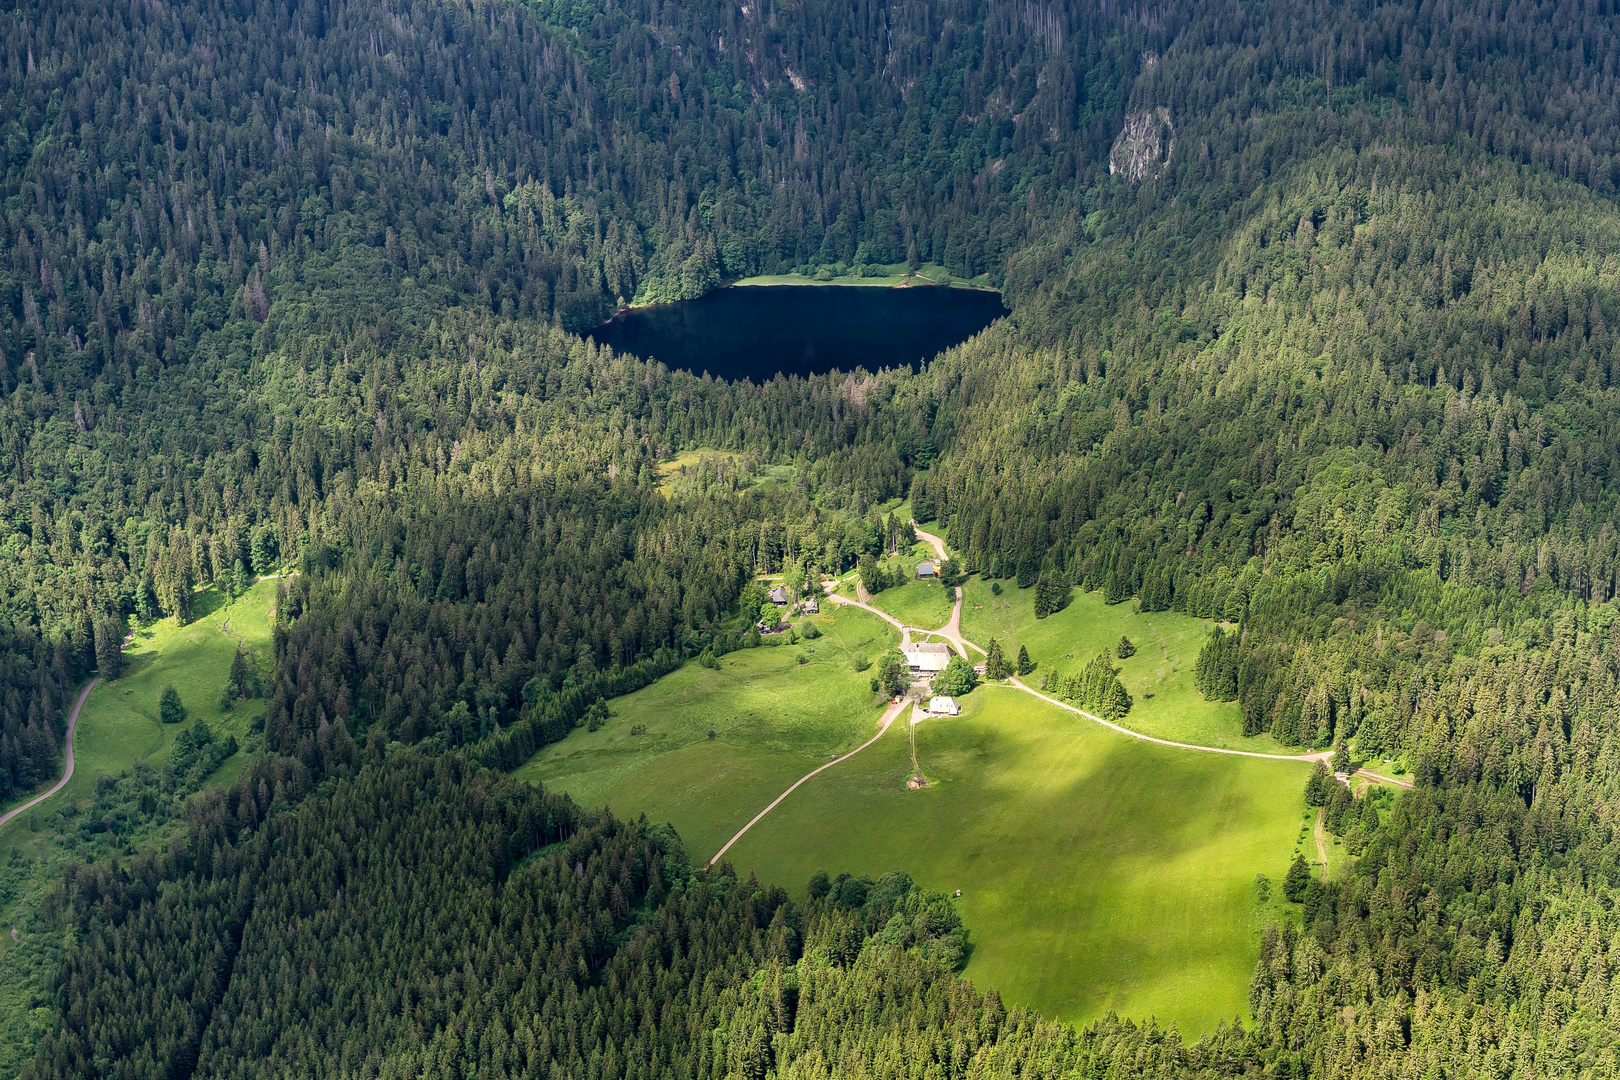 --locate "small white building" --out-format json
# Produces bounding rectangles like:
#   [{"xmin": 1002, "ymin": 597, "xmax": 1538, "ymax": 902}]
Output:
[
  {"xmin": 800, "ymin": 597, "xmax": 819, "ymax": 614},
  {"xmin": 928, "ymin": 696, "xmax": 961, "ymax": 716},
  {"xmin": 904, "ymin": 641, "xmax": 951, "ymax": 674}
]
